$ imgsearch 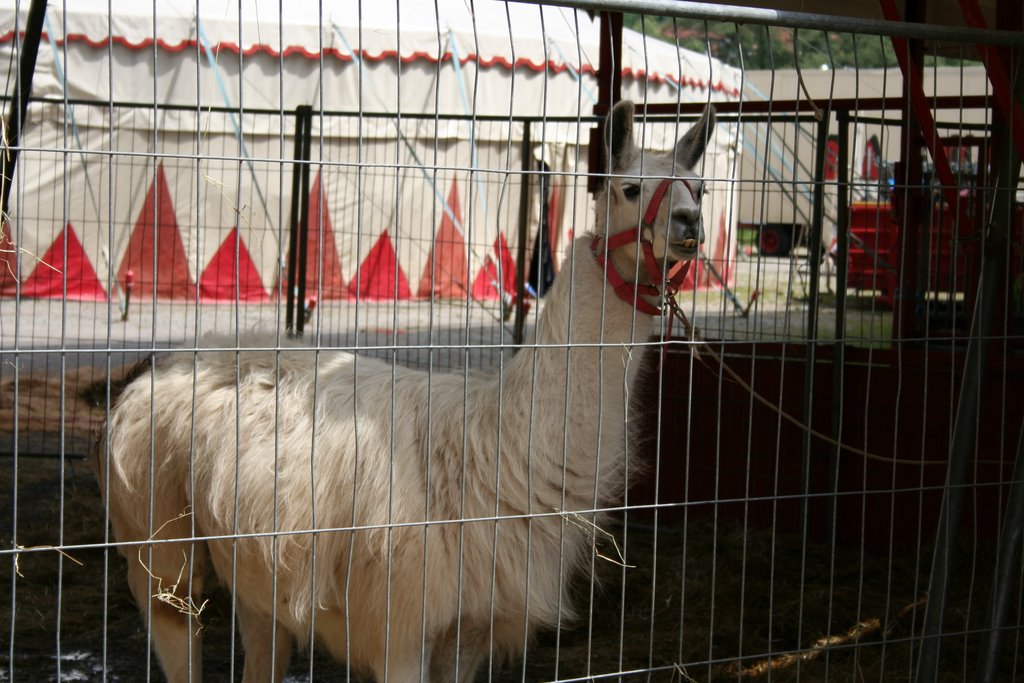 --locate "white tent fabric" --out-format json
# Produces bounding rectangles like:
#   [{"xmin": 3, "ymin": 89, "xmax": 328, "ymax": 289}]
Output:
[
  {"xmin": 0, "ymin": 0, "xmax": 742, "ymax": 303},
  {"xmin": 6, "ymin": 0, "xmax": 740, "ymax": 115}
]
